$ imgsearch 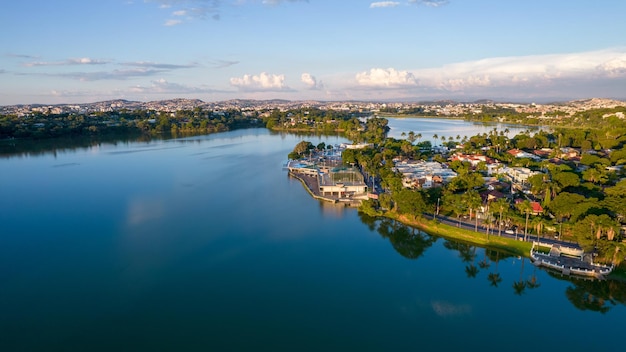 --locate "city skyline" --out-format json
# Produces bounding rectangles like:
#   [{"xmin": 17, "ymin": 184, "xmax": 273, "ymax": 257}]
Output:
[{"xmin": 1, "ymin": 0, "xmax": 626, "ymax": 105}]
